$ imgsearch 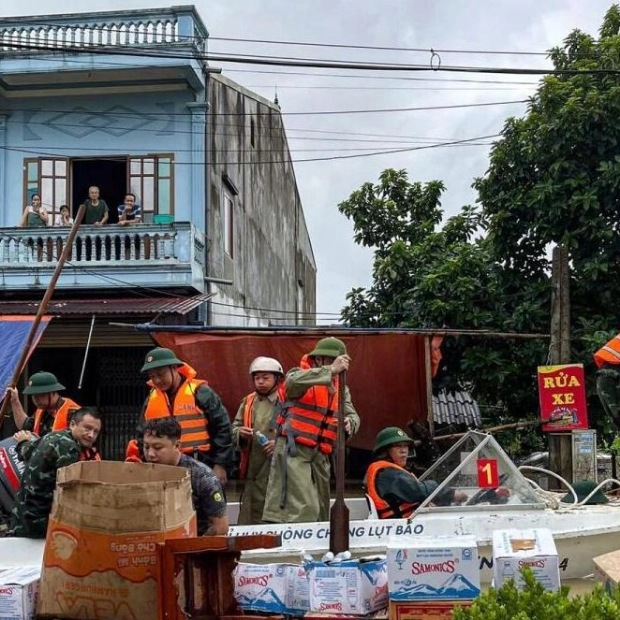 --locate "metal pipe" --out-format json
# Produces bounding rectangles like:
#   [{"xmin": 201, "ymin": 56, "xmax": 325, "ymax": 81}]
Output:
[{"xmin": 78, "ymin": 314, "xmax": 96, "ymax": 390}]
